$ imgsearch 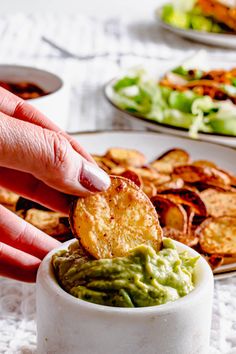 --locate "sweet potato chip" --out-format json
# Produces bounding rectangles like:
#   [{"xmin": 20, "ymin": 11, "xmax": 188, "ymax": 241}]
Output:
[
  {"xmin": 129, "ymin": 166, "xmax": 160, "ymax": 181},
  {"xmin": 151, "ymin": 175, "xmax": 171, "ymax": 186},
  {"xmin": 110, "ymin": 166, "xmax": 126, "ymax": 175},
  {"xmin": 105, "ymin": 148, "xmax": 146, "ymax": 167},
  {"xmin": 185, "ymin": 206, "xmax": 195, "ymax": 235},
  {"xmin": 200, "ymin": 189, "xmax": 236, "ymax": 217},
  {"xmin": 70, "ymin": 176, "xmax": 162, "ymax": 259},
  {"xmin": 192, "ymin": 160, "xmax": 217, "ymax": 169},
  {"xmin": 173, "ymin": 165, "xmax": 231, "ymax": 187},
  {"xmin": 150, "ymin": 161, "xmax": 173, "ymax": 174},
  {"xmin": 182, "ymin": 185, "xmax": 199, "ymax": 193},
  {"xmin": 163, "ymin": 227, "xmax": 199, "ymax": 247},
  {"xmin": 93, "ymin": 155, "xmax": 118, "ymax": 172},
  {"xmin": 154, "ymin": 148, "xmax": 190, "ymax": 166},
  {"xmin": 121, "ymin": 169, "xmax": 142, "ymax": 188},
  {"xmin": 155, "ymin": 178, "xmax": 184, "ymax": 193},
  {"xmin": 151, "ymin": 195, "xmax": 188, "ymax": 232},
  {"xmin": 191, "ymin": 182, "xmax": 232, "ymax": 192},
  {"xmin": 203, "ymin": 254, "xmax": 224, "ymax": 270},
  {"xmin": 191, "ymin": 214, "xmax": 207, "ymax": 228},
  {"xmin": 25, "ymin": 209, "xmax": 71, "ymax": 237},
  {"xmin": 159, "ymin": 188, "xmax": 207, "ymax": 216},
  {"xmin": 142, "ymin": 181, "xmax": 157, "ymax": 198},
  {"xmin": 196, "ymin": 216, "xmax": 236, "ymax": 255},
  {"xmin": 222, "ymin": 256, "xmax": 236, "ymax": 265},
  {"xmin": 0, "ymin": 187, "xmax": 19, "ymax": 210},
  {"xmin": 219, "ymin": 169, "xmax": 236, "ymax": 187}
]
